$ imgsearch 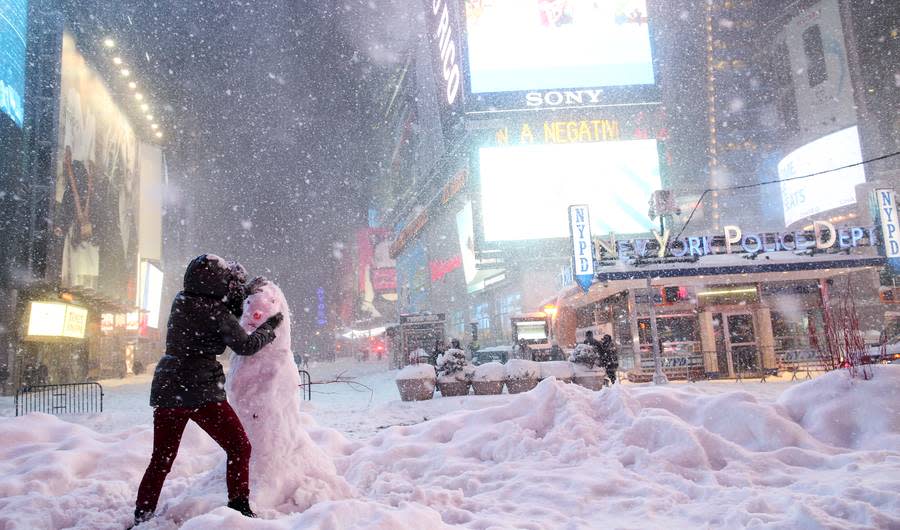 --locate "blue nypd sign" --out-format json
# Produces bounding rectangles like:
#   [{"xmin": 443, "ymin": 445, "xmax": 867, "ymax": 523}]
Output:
[{"xmin": 568, "ymin": 205, "xmax": 594, "ymax": 293}]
